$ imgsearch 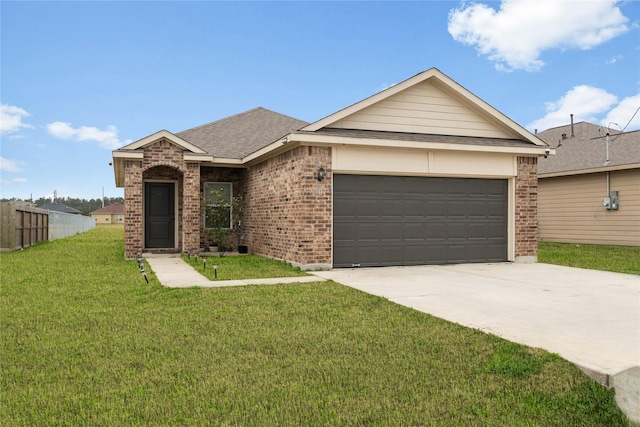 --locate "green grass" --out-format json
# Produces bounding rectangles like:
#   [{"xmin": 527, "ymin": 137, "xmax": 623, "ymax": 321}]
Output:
[
  {"xmin": 539, "ymin": 242, "xmax": 640, "ymax": 275},
  {"xmin": 0, "ymin": 226, "xmax": 631, "ymax": 426},
  {"xmin": 181, "ymin": 253, "xmax": 309, "ymax": 280}
]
